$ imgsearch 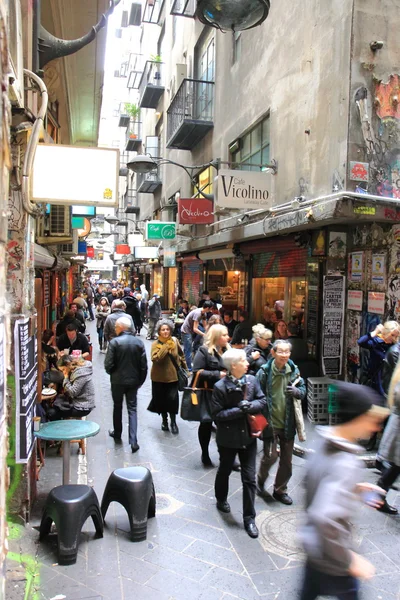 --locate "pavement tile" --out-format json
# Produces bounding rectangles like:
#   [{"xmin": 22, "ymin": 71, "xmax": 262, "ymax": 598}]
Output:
[
  {"xmin": 174, "ymin": 503, "xmax": 223, "ymax": 527},
  {"xmin": 121, "ymin": 577, "xmax": 171, "ymax": 600},
  {"xmin": 183, "ymin": 539, "xmax": 245, "ymax": 574},
  {"xmin": 250, "ymin": 566, "xmax": 303, "ymax": 596},
  {"xmin": 202, "ymin": 566, "xmax": 261, "ymax": 600},
  {"xmin": 178, "ymin": 520, "xmax": 232, "ymax": 549},
  {"xmin": 167, "ymin": 474, "xmax": 213, "ymax": 495},
  {"xmin": 146, "ymin": 569, "xmax": 222, "ymax": 600},
  {"xmin": 118, "ymin": 553, "xmax": 161, "ymax": 583},
  {"xmin": 143, "ymin": 545, "xmax": 213, "ymax": 580},
  {"xmin": 147, "ymin": 526, "xmax": 194, "ymax": 552}
]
